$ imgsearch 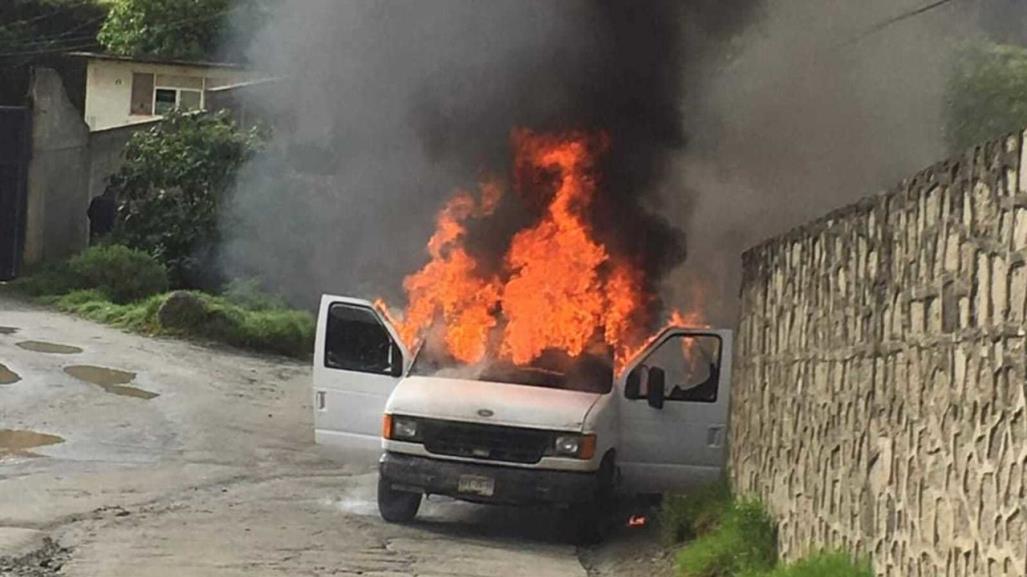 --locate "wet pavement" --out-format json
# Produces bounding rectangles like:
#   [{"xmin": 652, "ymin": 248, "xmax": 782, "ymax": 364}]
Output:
[
  {"xmin": 0, "ymin": 362, "xmax": 20, "ymax": 385},
  {"xmin": 15, "ymin": 341, "xmax": 83, "ymax": 355},
  {"xmin": 0, "ymin": 296, "xmax": 591, "ymax": 577},
  {"xmin": 0, "ymin": 430, "xmax": 65, "ymax": 458},
  {"xmin": 63, "ymin": 366, "xmax": 158, "ymax": 400}
]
